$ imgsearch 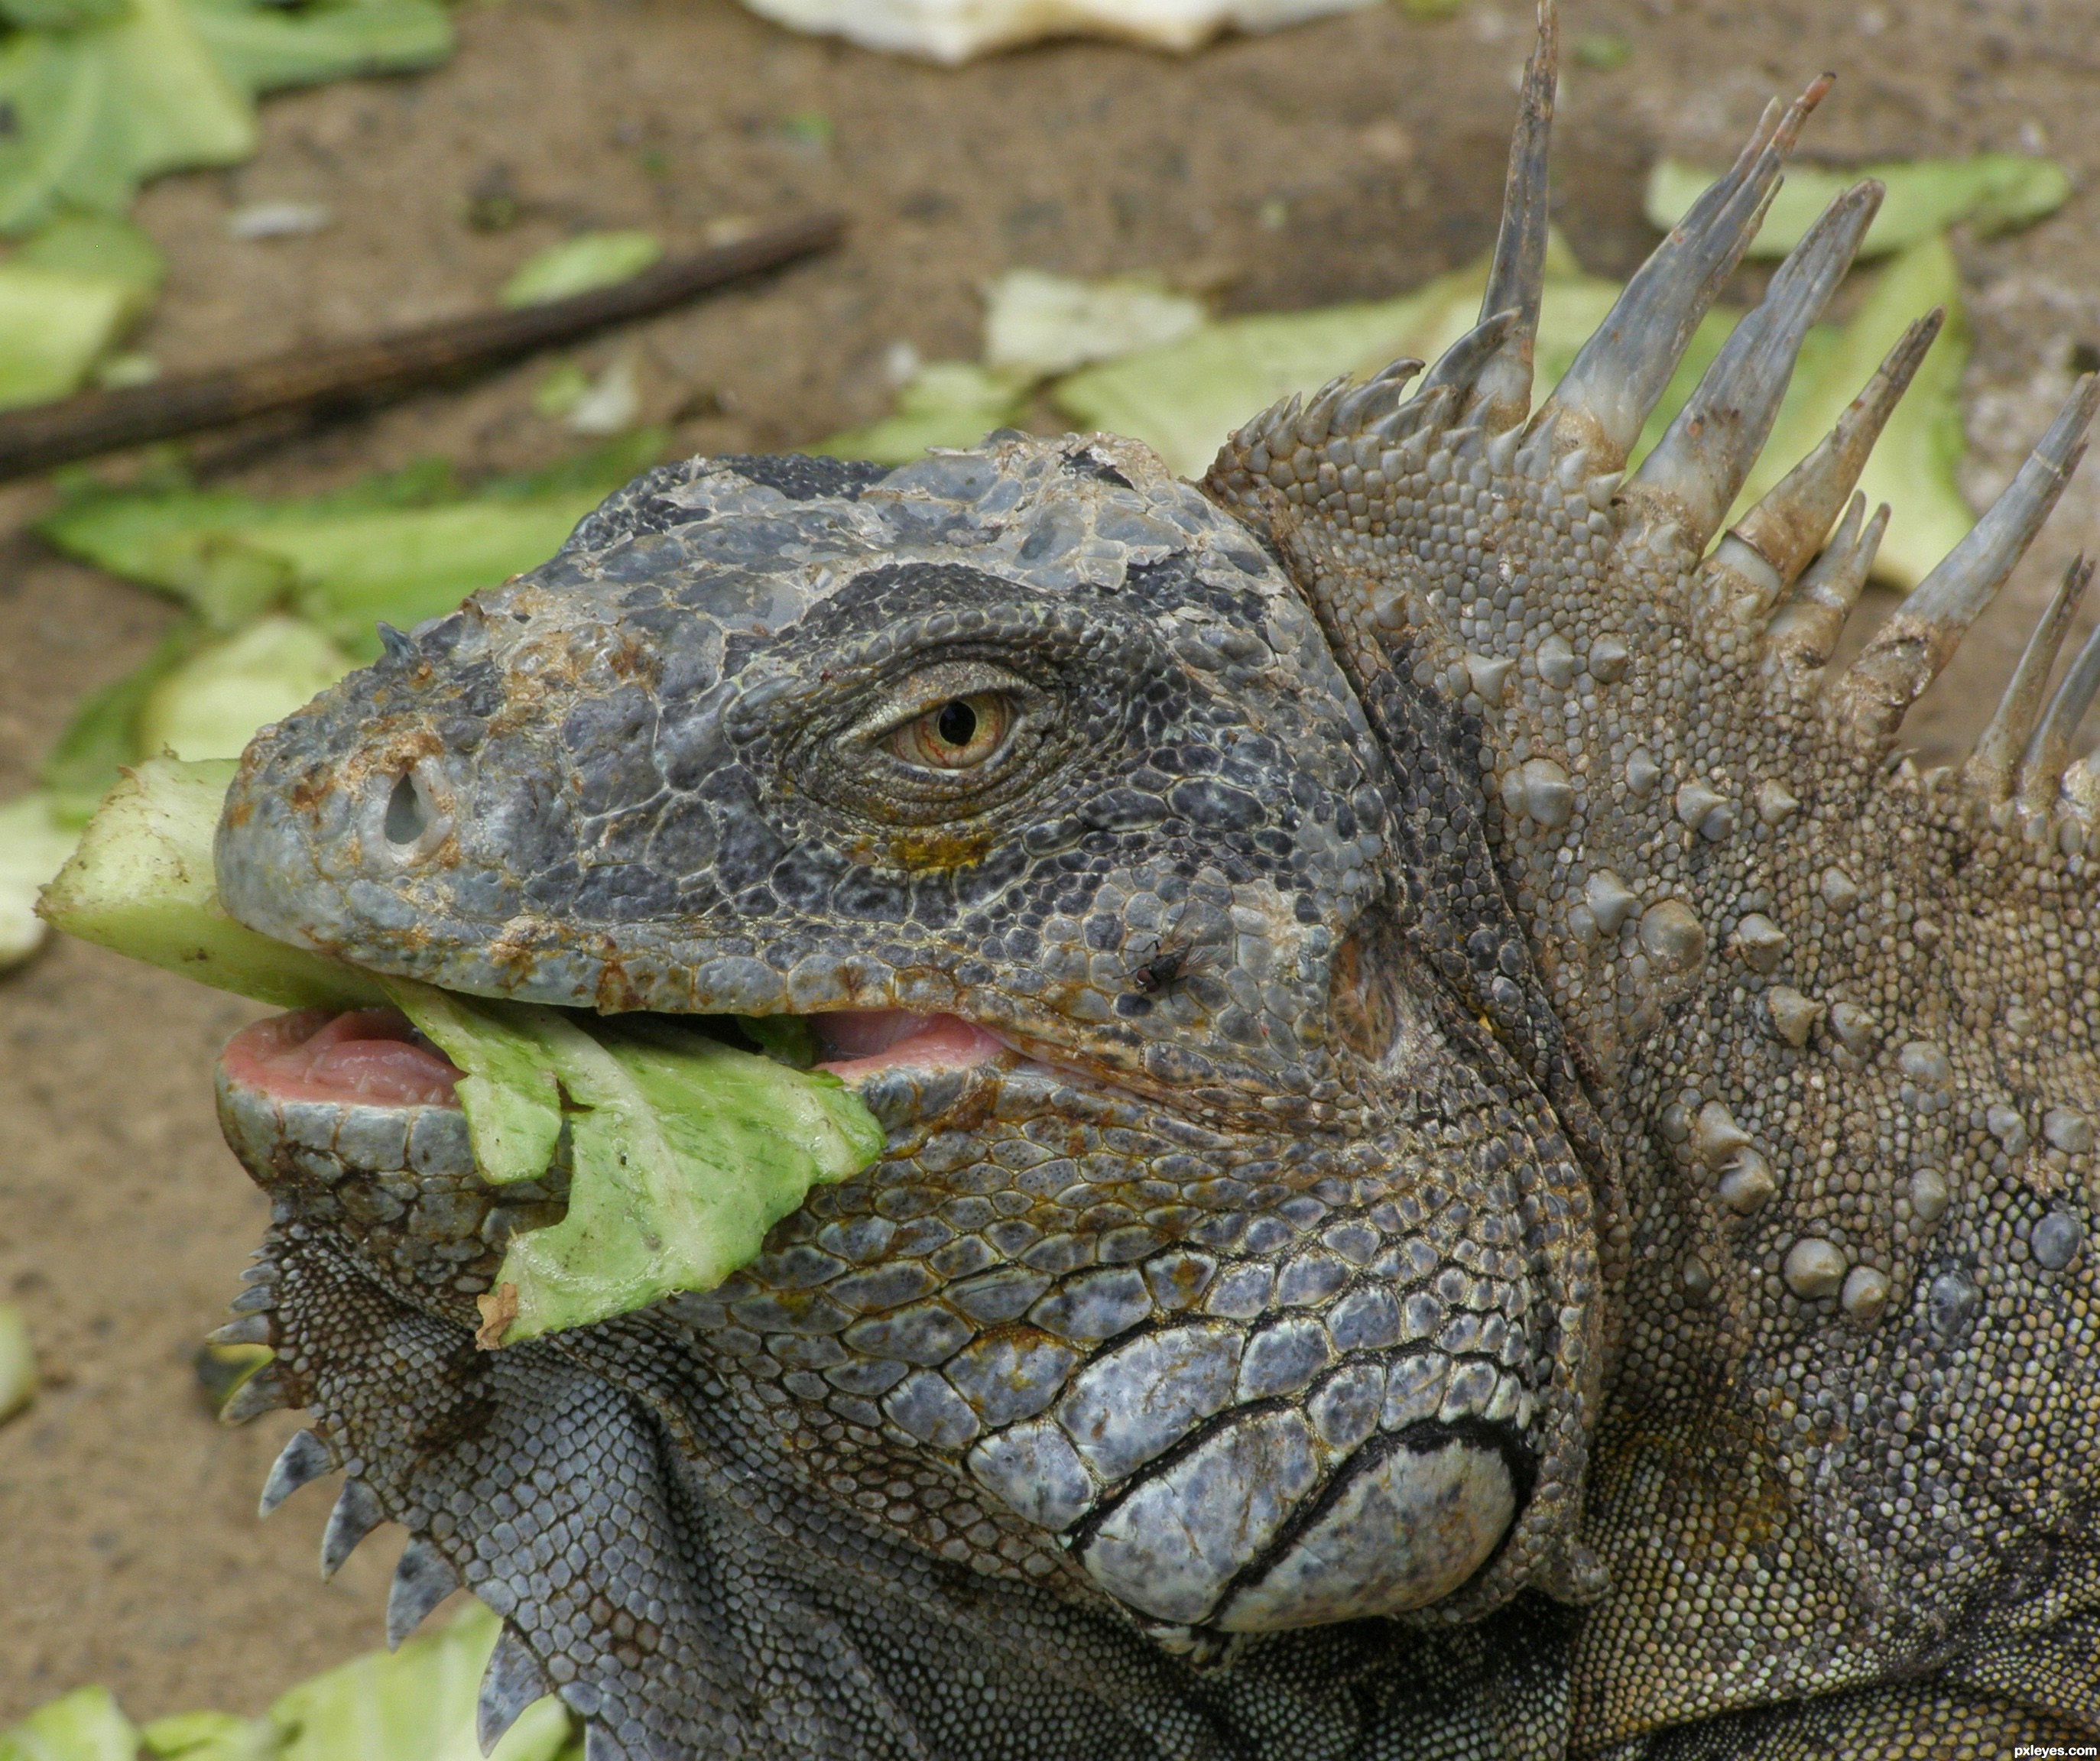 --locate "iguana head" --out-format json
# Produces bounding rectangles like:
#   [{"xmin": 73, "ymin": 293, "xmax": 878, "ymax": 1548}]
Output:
[{"xmin": 211, "ymin": 432, "xmax": 1602, "ymax": 1685}]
